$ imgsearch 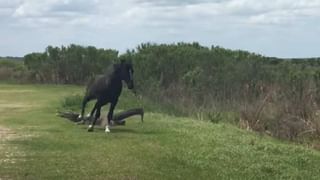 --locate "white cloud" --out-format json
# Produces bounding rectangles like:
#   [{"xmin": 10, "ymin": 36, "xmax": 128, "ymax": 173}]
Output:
[
  {"xmin": 0, "ymin": 0, "xmax": 319, "ymax": 57},
  {"xmin": 7, "ymin": 0, "xmax": 320, "ymax": 28},
  {"xmin": 0, "ymin": 0, "xmax": 21, "ymax": 8},
  {"xmin": 13, "ymin": 0, "xmax": 97, "ymax": 17}
]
